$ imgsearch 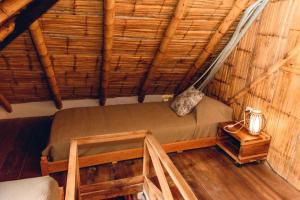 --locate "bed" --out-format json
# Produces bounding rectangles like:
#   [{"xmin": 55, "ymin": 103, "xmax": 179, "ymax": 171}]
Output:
[
  {"xmin": 41, "ymin": 96, "xmax": 233, "ymax": 175},
  {"xmin": 0, "ymin": 176, "xmax": 63, "ymax": 200}
]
